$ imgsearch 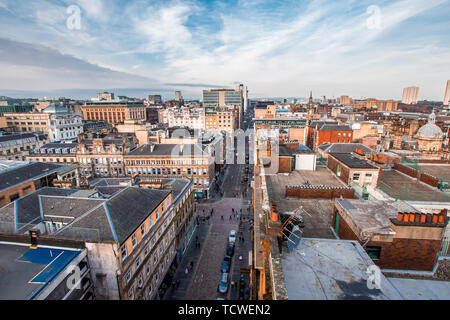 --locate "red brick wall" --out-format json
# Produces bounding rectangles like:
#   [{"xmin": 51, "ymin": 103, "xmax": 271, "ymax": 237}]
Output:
[
  {"xmin": 394, "ymin": 163, "xmax": 417, "ymax": 179},
  {"xmin": 327, "ymin": 155, "xmax": 350, "ymax": 184},
  {"xmin": 393, "ymin": 163, "xmax": 439, "ymax": 188},
  {"xmin": 317, "ymin": 130, "xmax": 353, "ymax": 146},
  {"xmin": 367, "ymin": 238, "xmax": 441, "ymax": 271},
  {"xmin": 419, "ymin": 173, "xmax": 439, "ymax": 188},
  {"xmin": 286, "ymin": 186, "xmax": 354, "ymax": 199},
  {"xmin": 333, "ymin": 210, "xmax": 441, "ymax": 271},
  {"xmin": 377, "ymin": 153, "xmax": 401, "ymax": 166}
]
